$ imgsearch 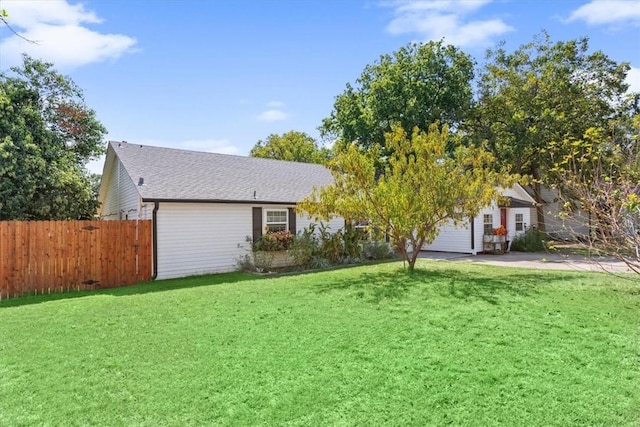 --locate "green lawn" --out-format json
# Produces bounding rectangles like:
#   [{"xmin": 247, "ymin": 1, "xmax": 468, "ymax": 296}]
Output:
[{"xmin": 1, "ymin": 261, "xmax": 639, "ymax": 426}]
